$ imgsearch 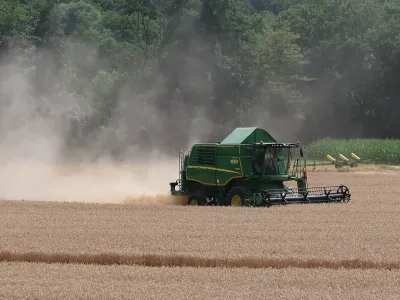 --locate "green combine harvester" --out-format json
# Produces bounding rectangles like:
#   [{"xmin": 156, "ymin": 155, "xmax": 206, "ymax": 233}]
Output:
[{"xmin": 169, "ymin": 127, "xmax": 351, "ymax": 207}]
